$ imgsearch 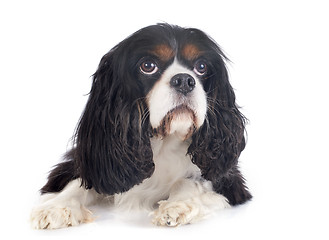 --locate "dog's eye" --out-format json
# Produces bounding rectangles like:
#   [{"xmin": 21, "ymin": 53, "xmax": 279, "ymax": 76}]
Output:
[
  {"xmin": 140, "ymin": 61, "xmax": 158, "ymax": 75},
  {"xmin": 193, "ymin": 60, "xmax": 207, "ymax": 75}
]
